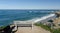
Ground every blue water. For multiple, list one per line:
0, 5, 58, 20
0, 10, 57, 26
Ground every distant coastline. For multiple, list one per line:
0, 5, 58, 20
0, 9, 59, 11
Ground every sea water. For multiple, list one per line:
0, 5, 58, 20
0, 10, 57, 26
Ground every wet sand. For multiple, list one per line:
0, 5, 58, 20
15, 25, 51, 33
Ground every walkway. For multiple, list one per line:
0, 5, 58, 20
15, 14, 55, 33
15, 25, 51, 33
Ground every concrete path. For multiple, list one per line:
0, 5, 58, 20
15, 25, 51, 33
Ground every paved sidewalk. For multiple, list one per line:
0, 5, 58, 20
15, 25, 51, 33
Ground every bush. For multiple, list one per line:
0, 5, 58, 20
51, 29, 60, 33
0, 26, 6, 29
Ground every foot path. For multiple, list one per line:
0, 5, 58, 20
15, 25, 51, 33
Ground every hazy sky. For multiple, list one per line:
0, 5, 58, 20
0, 0, 60, 9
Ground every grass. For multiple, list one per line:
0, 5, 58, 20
51, 29, 60, 33
34, 23, 51, 31
34, 23, 60, 33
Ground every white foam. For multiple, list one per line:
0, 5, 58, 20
22, 14, 55, 23
14, 14, 56, 24
33, 14, 55, 23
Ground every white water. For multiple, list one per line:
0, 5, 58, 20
26, 14, 56, 23
14, 14, 56, 24
33, 14, 55, 23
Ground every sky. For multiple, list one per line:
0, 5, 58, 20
0, 0, 60, 9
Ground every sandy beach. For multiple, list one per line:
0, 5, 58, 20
15, 25, 51, 33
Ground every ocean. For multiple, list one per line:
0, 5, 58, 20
0, 10, 58, 26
